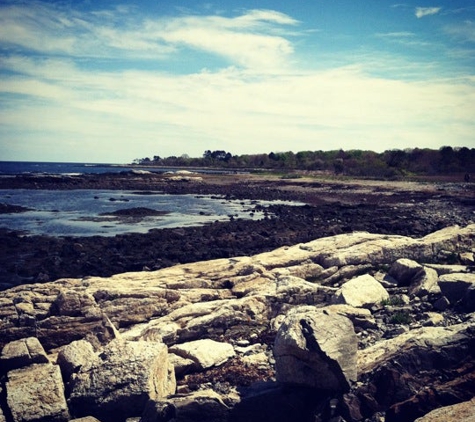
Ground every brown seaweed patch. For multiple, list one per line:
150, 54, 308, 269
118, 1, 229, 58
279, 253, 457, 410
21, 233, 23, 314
100, 207, 170, 217
0, 203, 33, 214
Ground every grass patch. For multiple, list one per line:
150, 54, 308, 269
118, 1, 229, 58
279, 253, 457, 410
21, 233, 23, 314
389, 311, 412, 325
381, 296, 405, 307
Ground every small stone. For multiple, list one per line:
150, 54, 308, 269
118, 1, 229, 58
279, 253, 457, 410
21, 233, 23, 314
459, 252, 474, 265
423, 312, 445, 327
169, 339, 235, 371
334, 274, 389, 308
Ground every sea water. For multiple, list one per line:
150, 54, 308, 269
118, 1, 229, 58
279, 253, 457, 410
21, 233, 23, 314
0, 189, 292, 237
0, 161, 234, 175
0, 161, 300, 236
0, 161, 135, 175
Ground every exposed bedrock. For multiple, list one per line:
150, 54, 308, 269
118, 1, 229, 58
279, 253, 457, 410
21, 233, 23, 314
0, 224, 474, 421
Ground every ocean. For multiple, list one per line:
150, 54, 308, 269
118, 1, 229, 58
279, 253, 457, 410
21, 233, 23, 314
0, 161, 143, 175
0, 161, 299, 237
0, 161, 237, 175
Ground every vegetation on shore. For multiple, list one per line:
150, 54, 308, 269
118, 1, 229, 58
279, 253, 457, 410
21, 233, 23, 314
133, 146, 475, 181
133, 146, 475, 179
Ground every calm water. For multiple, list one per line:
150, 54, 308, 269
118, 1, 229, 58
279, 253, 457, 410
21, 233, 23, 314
0, 161, 135, 175
0, 161, 238, 175
0, 162, 299, 236
0, 189, 287, 237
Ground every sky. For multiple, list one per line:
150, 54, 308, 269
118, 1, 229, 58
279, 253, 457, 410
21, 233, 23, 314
0, 0, 474, 163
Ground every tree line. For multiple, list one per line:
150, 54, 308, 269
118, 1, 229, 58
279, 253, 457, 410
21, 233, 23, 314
133, 146, 475, 179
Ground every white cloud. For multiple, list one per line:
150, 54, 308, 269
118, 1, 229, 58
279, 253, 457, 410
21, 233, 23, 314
0, 4, 77, 54
415, 7, 442, 18
1, 56, 474, 161
142, 11, 297, 70
376, 32, 415, 38
235, 9, 299, 26
375, 31, 433, 49
0, 3, 297, 70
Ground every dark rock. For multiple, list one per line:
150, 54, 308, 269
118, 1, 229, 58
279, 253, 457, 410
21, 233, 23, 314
433, 295, 450, 311
438, 273, 475, 305
140, 399, 176, 422
229, 384, 328, 422
0, 203, 33, 214
100, 207, 169, 217
460, 284, 475, 312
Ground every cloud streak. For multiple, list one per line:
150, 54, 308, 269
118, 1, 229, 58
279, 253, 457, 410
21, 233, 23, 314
444, 20, 475, 43
415, 7, 442, 18
147, 13, 296, 70
0, 3, 297, 70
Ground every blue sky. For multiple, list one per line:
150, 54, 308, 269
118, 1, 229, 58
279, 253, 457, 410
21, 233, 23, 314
0, 0, 474, 163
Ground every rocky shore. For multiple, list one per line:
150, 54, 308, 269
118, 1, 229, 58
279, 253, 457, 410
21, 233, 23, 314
0, 171, 474, 421
1, 171, 474, 289
0, 221, 475, 421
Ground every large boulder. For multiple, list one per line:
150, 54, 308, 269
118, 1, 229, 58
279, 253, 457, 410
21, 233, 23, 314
68, 339, 175, 422
273, 307, 357, 392
6, 363, 70, 422
334, 274, 389, 308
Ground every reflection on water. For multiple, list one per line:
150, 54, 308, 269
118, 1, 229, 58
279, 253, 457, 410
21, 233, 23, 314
0, 189, 298, 237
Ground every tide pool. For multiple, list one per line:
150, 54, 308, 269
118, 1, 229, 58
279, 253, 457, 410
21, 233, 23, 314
0, 189, 296, 237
